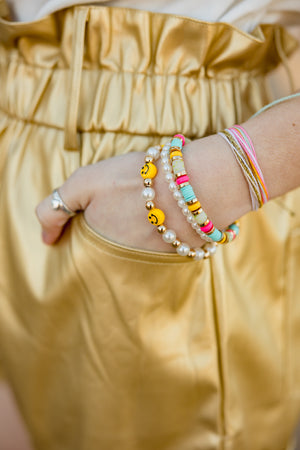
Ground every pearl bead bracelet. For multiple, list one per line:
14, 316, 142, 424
140, 145, 217, 260
165, 134, 240, 245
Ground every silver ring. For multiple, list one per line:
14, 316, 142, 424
51, 189, 76, 217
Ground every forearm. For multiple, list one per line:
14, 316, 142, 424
156, 96, 300, 247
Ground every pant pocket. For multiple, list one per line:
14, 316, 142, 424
68, 213, 225, 449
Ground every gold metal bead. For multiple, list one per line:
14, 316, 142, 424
193, 208, 203, 216
203, 250, 210, 259
188, 249, 196, 258
175, 171, 187, 179
172, 239, 181, 248
170, 156, 183, 161
203, 219, 210, 226
170, 146, 182, 152
192, 208, 201, 215
218, 233, 227, 244
144, 178, 152, 187
145, 201, 155, 210
207, 226, 215, 235
187, 198, 199, 205
145, 156, 153, 163
157, 225, 166, 234
178, 182, 189, 188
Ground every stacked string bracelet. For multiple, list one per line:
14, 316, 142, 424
140, 144, 217, 260
218, 125, 268, 210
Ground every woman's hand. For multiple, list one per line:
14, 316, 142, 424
35, 136, 252, 252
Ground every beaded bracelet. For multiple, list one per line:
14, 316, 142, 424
162, 134, 240, 245
160, 141, 213, 243
140, 145, 217, 260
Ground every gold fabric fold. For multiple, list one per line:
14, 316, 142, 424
0, 5, 299, 450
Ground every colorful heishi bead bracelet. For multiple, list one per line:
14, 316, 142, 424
140, 145, 217, 260
162, 134, 240, 245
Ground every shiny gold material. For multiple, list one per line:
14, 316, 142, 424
145, 201, 155, 210
145, 156, 153, 163
178, 181, 189, 188
207, 226, 216, 235
157, 224, 166, 234
175, 171, 187, 179
172, 239, 181, 248
144, 178, 152, 187
187, 198, 199, 205
0, 5, 300, 450
218, 233, 227, 244
188, 249, 196, 258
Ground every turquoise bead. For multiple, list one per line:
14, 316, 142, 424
229, 223, 240, 235
209, 229, 223, 242
180, 185, 195, 202
171, 137, 183, 149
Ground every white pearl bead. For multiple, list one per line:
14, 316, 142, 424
187, 214, 195, 224
165, 172, 174, 182
146, 146, 160, 161
194, 248, 205, 260
192, 222, 199, 230
142, 187, 155, 201
161, 150, 169, 159
176, 243, 190, 256
161, 157, 169, 165
162, 163, 172, 174
162, 143, 171, 150
173, 190, 182, 200
178, 199, 186, 208
182, 206, 190, 216
204, 243, 217, 255
162, 229, 176, 243
168, 181, 178, 192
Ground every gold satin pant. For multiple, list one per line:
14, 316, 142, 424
0, 5, 300, 450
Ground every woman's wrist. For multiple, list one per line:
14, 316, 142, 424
153, 134, 252, 250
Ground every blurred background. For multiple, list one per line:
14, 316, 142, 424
0, 380, 299, 450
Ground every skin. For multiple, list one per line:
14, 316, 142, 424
36, 96, 300, 250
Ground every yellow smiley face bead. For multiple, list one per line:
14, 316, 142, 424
148, 208, 165, 226
140, 162, 158, 179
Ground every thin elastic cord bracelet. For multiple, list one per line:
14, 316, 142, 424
219, 126, 268, 210
140, 145, 217, 260
218, 129, 262, 210
230, 125, 268, 203
251, 92, 300, 118
162, 135, 240, 245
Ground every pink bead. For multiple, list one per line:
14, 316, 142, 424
201, 221, 213, 233
174, 134, 185, 145
176, 175, 189, 185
